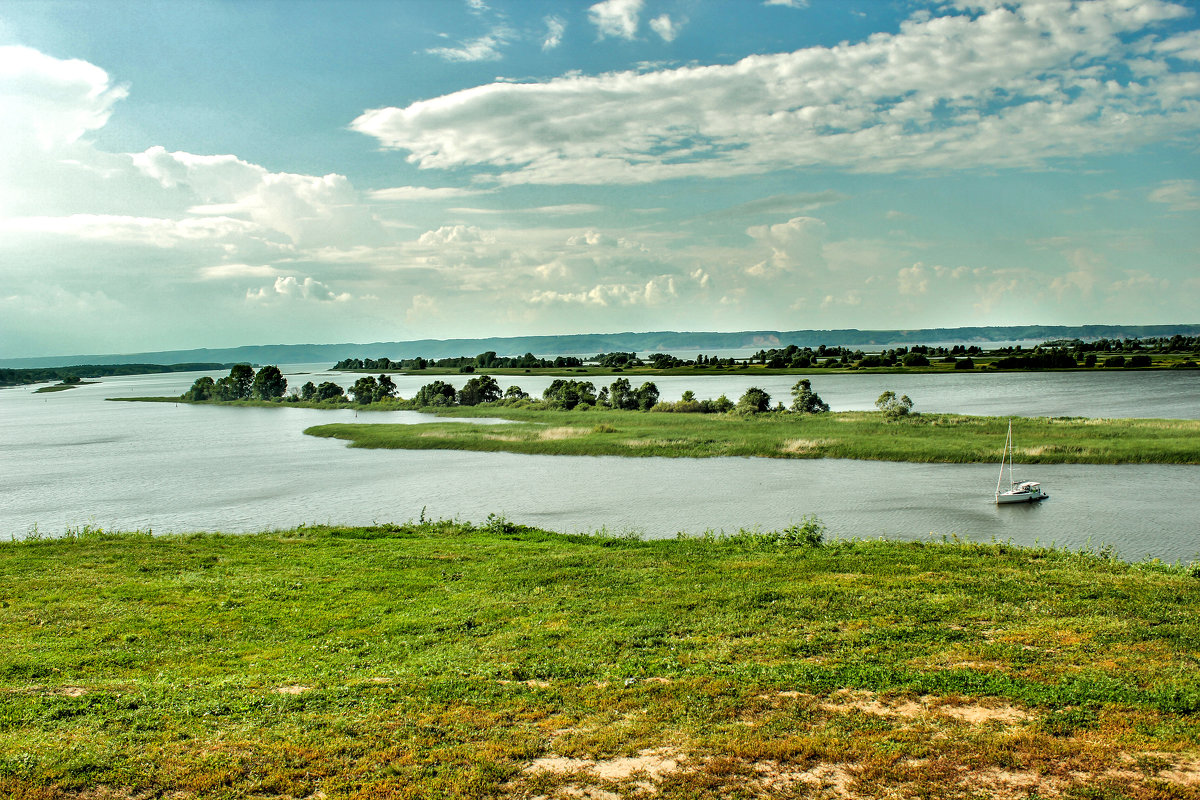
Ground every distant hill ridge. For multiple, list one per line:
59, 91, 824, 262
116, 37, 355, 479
3, 324, 1198, 369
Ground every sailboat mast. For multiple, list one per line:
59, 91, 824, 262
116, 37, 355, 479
996, 420, 1010, 498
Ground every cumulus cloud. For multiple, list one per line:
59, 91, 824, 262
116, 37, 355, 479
649, 14, 681, 43
1148, 179, 1200, 211
588, 0, 642, 40
897, 263, 929, 295
0, 45, 128, 153
417, 224, 495, 245
746, 216, 828, 277
543, 15, 566, 51
247, 275, 351, 303
353, 1, 1200, 185
426, 32, 509, 63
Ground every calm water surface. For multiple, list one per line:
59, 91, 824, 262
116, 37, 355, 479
2, 367, 1197, 562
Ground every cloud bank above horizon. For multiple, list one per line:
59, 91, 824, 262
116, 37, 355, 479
0, 0, 1197, 358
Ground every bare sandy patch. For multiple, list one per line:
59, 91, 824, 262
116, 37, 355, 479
58, 686, 90, 697
539, 427, 589, 441
274, 684, 312, 695
1139, 753, 1200, 785
821, 690, 1030, 725
961, 767, 1064, 797
525, 747, 682, 784
753, 761, 856, 796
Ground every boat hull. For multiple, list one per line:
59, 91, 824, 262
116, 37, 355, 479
996, 492, 1049, 504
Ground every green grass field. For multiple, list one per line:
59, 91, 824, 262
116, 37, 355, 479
2, 520, 1199, 798
305, 408, 1200, 465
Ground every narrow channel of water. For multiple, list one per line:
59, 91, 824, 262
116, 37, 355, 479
2, 368, 1197, 562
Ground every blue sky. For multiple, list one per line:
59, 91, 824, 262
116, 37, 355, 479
1, 0, 1198, 358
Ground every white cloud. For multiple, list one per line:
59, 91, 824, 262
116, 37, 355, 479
199, 263, 280, 280
1148, 179, 1200, 211
764, 0, 808, 7
426, 32, 508, 62
247, 275, 351, 303
353, 1, 1200, 185
588, 0, 642, 40
417, 224, 495, 245
649, 14, 681, 43
897, 263, 929, 295
746, 216, 827, 277
1, 213, 258, 246
543, 15, 566, 51
0, 45, 128, 153
368, 185, 488, 201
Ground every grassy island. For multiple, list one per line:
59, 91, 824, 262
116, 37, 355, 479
2, 521, 1198, 798
305, 408, 1200, 465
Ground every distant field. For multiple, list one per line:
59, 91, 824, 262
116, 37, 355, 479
305, 408, 1200, 465
2, 521, 1198, 798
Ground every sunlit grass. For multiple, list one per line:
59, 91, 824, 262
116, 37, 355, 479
305, 408, 1200, 464
2, 521, 1199, 798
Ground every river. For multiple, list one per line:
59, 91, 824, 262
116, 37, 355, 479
1, 366, 1197, 562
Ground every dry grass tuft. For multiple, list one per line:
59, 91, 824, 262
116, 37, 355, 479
539, 427, 589, 441
780, 438, 833, 454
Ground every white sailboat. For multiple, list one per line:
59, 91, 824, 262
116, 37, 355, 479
995, 420, 1048, 504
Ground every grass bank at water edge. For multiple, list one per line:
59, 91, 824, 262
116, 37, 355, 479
2, 519, 1200, 799
304, 408, 1200, 465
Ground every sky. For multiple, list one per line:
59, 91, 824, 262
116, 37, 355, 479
1, 0, 1198, 358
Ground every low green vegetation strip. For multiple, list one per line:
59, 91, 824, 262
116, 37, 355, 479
305, 408, 1200, 465
2, 521, 1199, 798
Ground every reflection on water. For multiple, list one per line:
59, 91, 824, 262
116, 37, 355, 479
1, 367, 1198, 563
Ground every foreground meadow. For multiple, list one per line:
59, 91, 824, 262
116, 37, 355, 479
305, 408, 1200, 465
2, 520, 1199, 799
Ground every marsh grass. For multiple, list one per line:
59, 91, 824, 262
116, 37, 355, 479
305, 408, 1200, 464
2, 521, 1199, 798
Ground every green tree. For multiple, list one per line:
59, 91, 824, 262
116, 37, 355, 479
182, 376, 215, 401
252, 365, 287, 400
790, 379, 829, 413
213, 376, 240, 401
374, 374, 397, 402
635, 381, 660, 411
543, 379, 596, 410
608, 378, 636, 410
414, 381, 457, 407
315, 381, 345, 402
300, 381, 317, 401
229, 364, 255, 400
736, 387, 772, 414
458, 375, 501, 406
875, 390, 913, 419
350, 376, 379, 404
504, 385, 529, 400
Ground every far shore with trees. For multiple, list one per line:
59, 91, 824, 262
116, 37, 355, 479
331, 335, 1200, 377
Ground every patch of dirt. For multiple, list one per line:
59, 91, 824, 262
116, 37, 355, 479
819, 690, 1030, 726
527, 748, 681, 781
959, 768, 1065, 798
1138, 753, 1200, 785
753, 761, 857, 796
58, 686, 90, 697
274, 684, 312, 695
